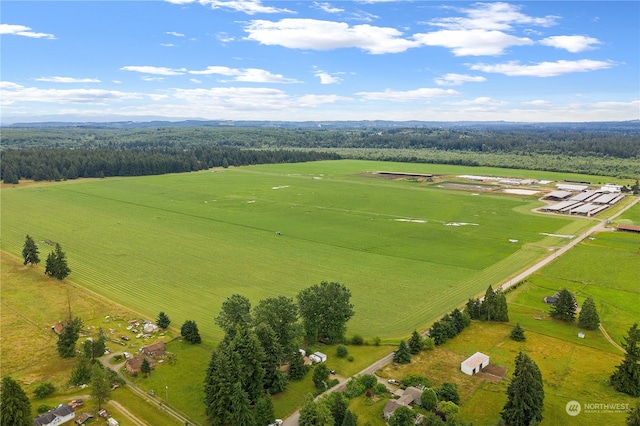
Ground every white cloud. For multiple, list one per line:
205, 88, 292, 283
161, 43, 176, 47
414, 29, 533, 56
314, 2, 343, 14
165, 0, 293, 15
539, 35, 601, 53
356, 87, 458, 101
216, 32, 235, 43
245, 19, 419, 54
0, 24, 55, 39
35, 77, 101, 83
523, 100, 552, 106
121, 66, 187, 76
435, 73, 486, 86
314, 70, 342, 84
470, 59, 615, 77
190, 78, 202, 84
429, 2, 558, 31
166, 31, 185, 37
0, 82, 142, 105
455, 97, 507, 106
189, 66, 299, 83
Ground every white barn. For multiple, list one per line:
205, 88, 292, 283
461, 352, 489, 376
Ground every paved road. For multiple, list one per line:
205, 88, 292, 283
101, 351, 200, 426
283, 196, 639, 425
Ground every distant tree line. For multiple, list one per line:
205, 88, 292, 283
2, 125, 638, 182
1, 146, 340, 183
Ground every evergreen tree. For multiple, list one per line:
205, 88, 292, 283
326, 391, 349, 426
140, 358, 151, 376
90, 364, 111, 411
312, 363, 330, 390
501, 352, 544, 426
204, 346, 254, 426
465, 298, 481, 320
393, 340, 411, 364
481, 285, 497, 321
180, 320, 202, 344
408, 330, 424, 354
299, 394, 333, 426
156, 311, 171, 330
22, 235, 40, 265
429, 321, 449, 346
69, 354, 92, 385
57, 316, 83, 358
510, 323, 526, 342
493, 290, 510, 322
420, 387, 438, 411
1, 376, 32, 426
44, 243, 71, 280
451, 308, 471, 332
341, 409, 358, 426
254, 393, 275, 426
255, 323, 287, 394
610, 323, 640, 397
229, 326, 266, 405
550, 289, 576, 322
288, 349, 308, 380
578, 297, 600, 330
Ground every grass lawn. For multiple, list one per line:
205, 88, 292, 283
1, 160, 591, 344
378, 321, 636, 426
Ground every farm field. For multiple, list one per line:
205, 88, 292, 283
1, 160, 604, 343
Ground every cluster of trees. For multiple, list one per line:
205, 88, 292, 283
549, 289, 601, 330
22, 235, 71, 280
429, 308, 472, 347
1, 146, 340, 183
393, 330, 435, 364
466, 285, 509, 323
204, 282, 354, 425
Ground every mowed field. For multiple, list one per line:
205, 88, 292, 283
1, 160, 600, 343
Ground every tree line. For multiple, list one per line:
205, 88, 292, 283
1, 146, 340, 183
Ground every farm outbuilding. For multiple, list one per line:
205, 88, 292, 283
461, 352, 490, 375
617, 224, 640, 234
309, 351, 327, 363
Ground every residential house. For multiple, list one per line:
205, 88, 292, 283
34, 405, 75, 426
125, 355, 156, 375
383, 386, 424, 419
141, 341, 165, 358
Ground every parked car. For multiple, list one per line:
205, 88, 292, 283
388, 379, 400, 385
121, 335, 130, 341
268, 420, 283, 426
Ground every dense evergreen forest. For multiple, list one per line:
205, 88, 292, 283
1, 123, 639, 183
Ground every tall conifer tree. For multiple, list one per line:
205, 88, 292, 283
502, 352, 544, 426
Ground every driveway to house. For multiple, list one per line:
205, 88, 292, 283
100, 352, 200, 426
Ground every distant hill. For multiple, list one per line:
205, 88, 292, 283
4, 119, 640, 132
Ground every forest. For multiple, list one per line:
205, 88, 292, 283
1, 123, 639, 183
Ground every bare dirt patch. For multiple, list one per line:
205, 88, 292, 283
476, 364, 508, 382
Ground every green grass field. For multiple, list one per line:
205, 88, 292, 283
1, 160, 602, 343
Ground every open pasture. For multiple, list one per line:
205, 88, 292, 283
1, 160, 594, 342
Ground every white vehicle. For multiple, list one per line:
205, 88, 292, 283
268, 420, 283, 426
123, 352, 131, 359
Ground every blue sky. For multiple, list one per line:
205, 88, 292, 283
1, 1, 638, 123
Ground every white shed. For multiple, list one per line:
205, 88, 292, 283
461, 352, 489, 375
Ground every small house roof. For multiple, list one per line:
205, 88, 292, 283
403, 387, 423, 404
34, 405, 75, 426
462, 352, 489, 370
141, 341, 165, 355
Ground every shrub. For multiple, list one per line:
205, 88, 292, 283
374, 383, 387, 395
336, 345, 348, 358
422, 337, 435, 350
344, 378, 366, 398
420, 387, 438, 411
33, 382, 56, 399
347, 354, 354, 362
37, 404, 51, 414
372, 336, 381, 346
350, 334, 364, 345
436, 382, 460, 405
402, 373, 430, 388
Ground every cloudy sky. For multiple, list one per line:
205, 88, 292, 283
1, 1, 638, 123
